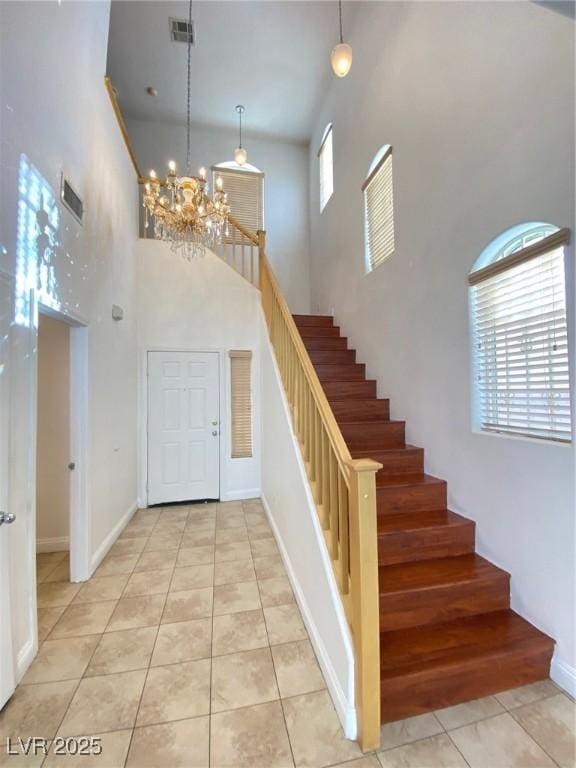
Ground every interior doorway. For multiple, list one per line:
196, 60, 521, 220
36, 308, 89, 594
36, 314, 70, 579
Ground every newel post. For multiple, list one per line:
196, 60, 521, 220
347, 457, 382, 752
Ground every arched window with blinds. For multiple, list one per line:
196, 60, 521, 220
212, 163, 264, 234
469, 223, 572, 442
363, 144, 395, 272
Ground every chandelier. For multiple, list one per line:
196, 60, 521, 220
142, 0, 229, 258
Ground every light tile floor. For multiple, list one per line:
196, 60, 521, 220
0, 499, 574, 768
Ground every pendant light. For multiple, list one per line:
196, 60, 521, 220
331, 0, 352, 78
234, 104, 247, 166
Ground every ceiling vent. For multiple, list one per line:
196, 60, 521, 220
60, 175, 83, 225
170, 17, 195, 44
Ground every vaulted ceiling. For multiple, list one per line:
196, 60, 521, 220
107, 1, 358, 143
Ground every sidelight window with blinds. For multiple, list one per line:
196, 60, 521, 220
363, 145, 395, 272
212, 165, 264, 234
469, 225, 572, 442
318, 124, 334, 212
229, 350, 253, 458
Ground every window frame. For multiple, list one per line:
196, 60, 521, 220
469, 226, 572, 444
318, 124, 334, 212
363, 144, 395, 273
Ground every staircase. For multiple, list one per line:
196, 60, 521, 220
294, 313, 555, 724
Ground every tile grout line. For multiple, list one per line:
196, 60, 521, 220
122, 504, 184, 768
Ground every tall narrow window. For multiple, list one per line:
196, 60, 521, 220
469, 224, 572, 442
363, 145, 395, 272
318, 124, 333, 212
212, 164, 264, 233
229, 350, 253, 458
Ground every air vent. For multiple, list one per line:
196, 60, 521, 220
60, 175, 83, 224
170, 17, 194, 44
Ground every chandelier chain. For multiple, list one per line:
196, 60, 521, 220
186, 0, 192, 174
338, 0, 343, 44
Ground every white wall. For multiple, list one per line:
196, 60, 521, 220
126, 117, 311, 314
260, 315, 356, 736
36, 314, 70, 551
137, 240, 262, 503
0, 0, 138, 676
308, 1, 576, 691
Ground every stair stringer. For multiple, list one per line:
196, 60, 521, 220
259, 308, 357, 739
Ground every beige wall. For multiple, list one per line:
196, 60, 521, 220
36, 314, 70, 550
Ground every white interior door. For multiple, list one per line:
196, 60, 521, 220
0, 272, 16, 709
148, 351, 220, 505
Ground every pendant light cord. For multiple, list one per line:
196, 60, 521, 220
338, 0, 343, 44
186, 0, 192, 174
239, 109, 243, 149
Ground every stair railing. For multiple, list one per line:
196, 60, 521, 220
214, 216, 260, 286
227, 213, 381, 751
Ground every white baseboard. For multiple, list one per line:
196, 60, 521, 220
90, 501, 138, 575
261, 493, 357, 739
220, 488, 261, 502
36, 536, 69, 553
551, 655, 576, 698
16, 638, 37, 679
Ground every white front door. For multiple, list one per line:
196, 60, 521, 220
0, 273, 16, 709
148, 351, 220, 505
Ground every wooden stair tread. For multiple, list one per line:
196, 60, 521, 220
380, 610, 554, 678
293, 314, 334, 326
378, 554, 508, 594
378, 509, 472, 533
376, 473, 444, 489
353, 445, 421, 460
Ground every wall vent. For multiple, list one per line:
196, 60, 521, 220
170, 17, 195, 44
60, 175, 83, 224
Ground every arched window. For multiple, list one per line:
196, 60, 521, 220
363, 145, 394, 272
469, 222, 571, 442
212, 162, 264, 233
318, 124, 333, 212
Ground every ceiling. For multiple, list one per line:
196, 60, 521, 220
107, 1, 356, 143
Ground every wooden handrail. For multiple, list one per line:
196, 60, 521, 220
228, 214, 259, 245
256, 227, 382, 751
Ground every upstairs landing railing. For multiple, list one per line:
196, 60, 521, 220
227, 214, 382, 751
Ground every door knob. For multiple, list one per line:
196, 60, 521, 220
212, 430, 218, 436
211, 421, 218, 426
68, 462, 76, 470
0, 512, 16, 526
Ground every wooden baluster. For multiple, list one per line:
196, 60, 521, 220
338, 471, 350, 595
308, 391, 315, 473
329, 452, 339, 558
347, 458, 382, 753
250, 242, 255, 285
315, 411, 323, 507
321, 431, 330, 532
242, 237, 246, 278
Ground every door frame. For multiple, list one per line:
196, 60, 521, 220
36, 303, 90, 583
0, 270, 16, 709
140, 347, 225, 507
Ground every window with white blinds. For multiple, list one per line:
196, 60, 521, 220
318, 124, 333, 212
363, 146, 395, 272
229, 350, 253, 458
469, 227, 572, 442
212, 166, 264, 233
